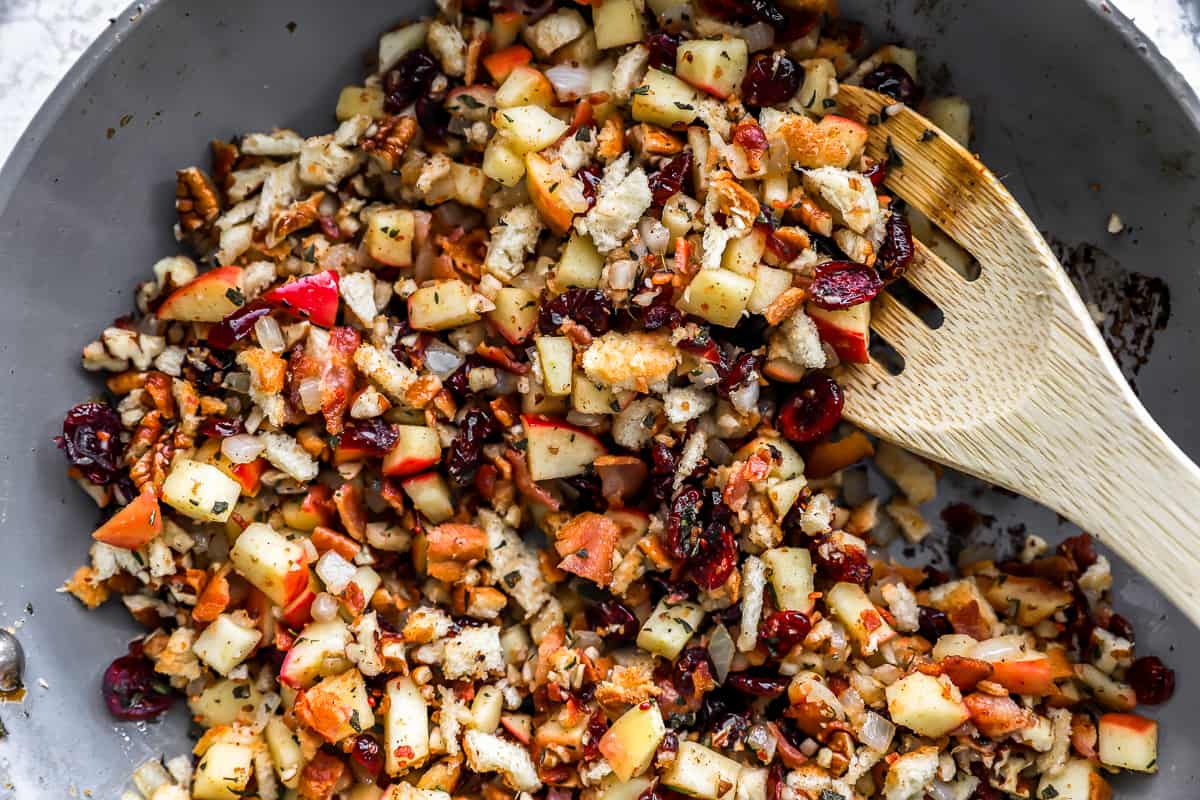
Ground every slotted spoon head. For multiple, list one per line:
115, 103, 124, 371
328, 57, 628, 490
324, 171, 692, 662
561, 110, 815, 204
831, 85, 1200, 622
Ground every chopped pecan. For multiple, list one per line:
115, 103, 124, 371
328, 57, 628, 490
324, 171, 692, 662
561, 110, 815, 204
210, 139, 239, 191
554, 512, 620, 586
333, 482, 368, 541
126, 410, 164, 464
477, 343, 530, 375
360, 115, 419, 173
709, 171, 760, 228
465, 31, 487, 86
130, 429, 175, 494
597, 116, 625, 163
506, 448, 560, 510
175, 167, 221, 234
143, 371, 177, 419
106, 370, 146, 396
763, 287, 808, 326
434, 228, 488, 281
64, 565, 109, 609
404, 374, 443, 410
269, 191, 325, 248
192, 565, 231, 624
632, 123, 684, 155
792, 194, 834, 237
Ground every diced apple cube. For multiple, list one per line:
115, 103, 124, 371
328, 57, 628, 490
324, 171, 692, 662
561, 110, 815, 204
535, 336, 574, 396
807, 302, 871, 364
599, 702, 666, 781
365, 208, 416, 267
402, 472, 455, 523
157, 265, 244, 323
382, 425, 442, 477
660, 741, 741, 800
734, 767, 766, 800
1098, 713, 1158, 773
489, 287, 539, 344
637, 597, 704, 659
494, 105, 569, 154
734, 435, 804, 479
483, 139, 527, 186
885, 672, 971, 738
336, 85, 386, 121
766, 476, 807, 517
677, 268, 755, 327
597, 776, 655, 800
162, 458, 242, 523
720, 226, 765, 276
593, 0, 645, 49
525, 151, 580, 235
408, 279, 481, 330
386, 676, 430, 776
1036, 758, 1113, 800
631, 69, 701, 129
193, 739, 256, 800
675, 38, 749, 99
827, 581, 896, 655
192, 613, 262, 676
230, 522, 308, 605
379, 22, 431, 72
556, 231, 605, 289
264, 717, 304, 789
926, 96, 972, 147
471, 685, 505, 733
761, 547, 815, 613
573, 375, 618, 414
748, 266, 794, 314
278, 619, 353, 689
496, 65, 555, 108
524, 414, 607, 481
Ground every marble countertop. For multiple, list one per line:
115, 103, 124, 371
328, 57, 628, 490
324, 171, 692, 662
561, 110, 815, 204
1, 0, 1199, 162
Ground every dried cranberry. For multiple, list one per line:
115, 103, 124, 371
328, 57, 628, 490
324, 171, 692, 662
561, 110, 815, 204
742, 53, 803, 108
814, 538, 872, 584
207, 298, 272, 350
756, 221, 798, 263
642, 291, 683, 331
745, 0, 786, 28
1058, 533, 1098, 571
198, 416, 245, 439
444, 354, 485, 400
577, 163, 603, 209
1127, 656, 1176, 705
589, 599, 640, 640
678, 331, 722, 366
863, 159, 888, 187
415, 95, 450, 139
877, 213, 914, 281
339, 419, 399, 456
1106, 613, 1136, 643
917, 606, 954, 641
102, 654, 175, 721
648, 150, 693, 206
861, 62, 922, 105
645, 32, 680, 71
383, 50, 441, 112
726, 670, 788, 697
539, 288, 614, 336
351, 734, 384, 777
649, 441, 678, 502
673, 647, 715, 697
809, 260, 883, 309
759, 610, 812, 658
664, 487, 705, 560
583, 710, 609, 760
767, 762, 785, 800
57, 401, 125, 485
690, 523, 737, 590
777, 373, 844, 444
968, 763, 1003, 800
446, 407, 501, 486
717, 351, 762, 398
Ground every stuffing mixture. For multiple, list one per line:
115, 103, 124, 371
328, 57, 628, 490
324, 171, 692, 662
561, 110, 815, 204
55, 3, 1174, 800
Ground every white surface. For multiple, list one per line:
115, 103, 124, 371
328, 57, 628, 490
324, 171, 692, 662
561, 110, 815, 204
0, 0, 1199, 162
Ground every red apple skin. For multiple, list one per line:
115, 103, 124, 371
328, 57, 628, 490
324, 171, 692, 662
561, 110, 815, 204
1101, 713, 1156, 735
808, 305, 871, 363
156, 265, 244, 321
301, 484, 336, 528
282, 564, 313, 606
382, 454, 441, 478
231, 457, 267, 496
281, 586, 317, 630
522, 413, 603, 440
989, 658, 1055, 696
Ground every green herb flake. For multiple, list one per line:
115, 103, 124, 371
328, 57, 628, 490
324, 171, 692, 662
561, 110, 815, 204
674, 102, 694, 110
504, 570, 521, 588
631, 85, 650, 96
885, 136, 905, 168
1041, 788, 1059, 799
224, 287, 246, 307
232, 684, 251, 699
822, 97, 837, 109
920, 128, 937, 142
459, 95, 484, 109
349, 709, 362, 732
575, 126, 592, 142
212, 501, 229, 515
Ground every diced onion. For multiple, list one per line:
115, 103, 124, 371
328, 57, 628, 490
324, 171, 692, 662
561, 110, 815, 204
254, 316, 285, 353
708, 623, 735, 683
639, 217, 671, 255
742, 22, 775, 53
221, 434, 265, 465
928, 782, 958, 800
857, 710, 896, 753
971, 635, 1042, 663
298, 377, 323, 414
424, 341, 466, 378
315, 550, 357, 594
729, 380, 760, 415
545, 64, 592, 102
656, 3, 690, 29
311, 592, 340, 622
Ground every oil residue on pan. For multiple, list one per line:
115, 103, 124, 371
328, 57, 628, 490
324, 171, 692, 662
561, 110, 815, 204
1052, 240, 1172, 390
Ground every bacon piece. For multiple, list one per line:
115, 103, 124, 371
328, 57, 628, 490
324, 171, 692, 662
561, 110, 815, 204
192, 565, 231, 624
333, 482, 367, 541
939, 655, 994, 692
555, 512, 620, 586
506, 448, 560, 510
321, 327, 361, 435
963, 692, 1035, 738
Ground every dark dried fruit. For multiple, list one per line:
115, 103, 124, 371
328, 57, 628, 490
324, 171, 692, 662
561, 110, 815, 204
583, 710, 609, 760
577, 163, 603, 210
777, 373, 844, 444
690, 523, 737, 590
1058, 533, 1098, 571
1106, 613, 1136, 643
444, 354, 485, 400
814, 537, 872, 585
539, 288, 614, 336
446, 407, 501, 486
742, 53, 803, 108
664, 487, 705, 560
809, 260, 883, 309
863, 159, 888, 187
759, 610, 812, 658
645, 31, 680, 71
351, 734, 384, 777
726, 670, 788, 697
649, 441, 678, 502
207, 298, 273, 350
383, 50, 441, 112
674, 647, 716, 697
642, 290, 683, 331
339, 419, 400, 457
717, 351, 763, 398
757, 221, 798, 263
678, 330, 721, 366
102, 654, 175, 721
648, 150, 693, 206
416, 95, 450, 139
877, 213, 914, 281
57, 401, 125, 485
767, 762, 785, 800
1127, 656, 1175, 705
917, 606, 954, 641
198, 416, 245, 439
861, 62, 922, 105
588, 600, 640, 640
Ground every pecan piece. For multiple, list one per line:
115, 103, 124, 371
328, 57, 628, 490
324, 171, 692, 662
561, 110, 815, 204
361, 115, 418, 173
175, 167, 221, 234
268, 191, 325, 248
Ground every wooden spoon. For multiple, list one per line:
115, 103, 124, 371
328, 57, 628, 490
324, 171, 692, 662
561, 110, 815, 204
833, 84, 1200, 624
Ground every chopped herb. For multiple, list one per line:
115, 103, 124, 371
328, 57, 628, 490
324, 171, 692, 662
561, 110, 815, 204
349, 709, 362, 732
885, 136, 904, 167
576, 548, 590, 559
504, 570, 521, 588
232, 684, 251, 699
804, 91, 818, 109
458, 95, 484, 109
867, 113, 881, 126
822, 97, 837, 108
819, 791, 846, 800
212, 501, 229, 515
575, 126, 592, 142
631, 85, 650, 96
920, 128, 937, 142
151, 680, 172, 696
302, 244, 316, 262
673, 617, 694, 633
513, 438, 528, 451
643, 413, 656, 428
674, 102, 694, 110
224, 287, 245, 306
548, 182, 560, 194
1041, 787, 1059, 799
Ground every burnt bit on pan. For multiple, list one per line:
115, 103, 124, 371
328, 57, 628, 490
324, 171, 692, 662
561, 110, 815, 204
1051, 240, 1170, 392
